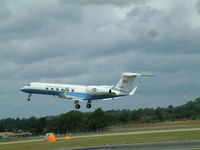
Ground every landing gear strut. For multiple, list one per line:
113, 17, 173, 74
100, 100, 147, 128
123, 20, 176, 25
86, 100, 92, 109
74, 100, 80, 109
27, 94, 32, 101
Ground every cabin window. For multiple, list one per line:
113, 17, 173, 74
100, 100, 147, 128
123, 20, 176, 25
51, 88, 54, 90
67, 89, 69, 92
28, 84, 30, 86
61, 89, 64, 91
46, 87, 49, 90
56, 88, 59, 91
71, 89, 74, 92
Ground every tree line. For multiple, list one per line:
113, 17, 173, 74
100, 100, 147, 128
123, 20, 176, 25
0, 97, 200, 134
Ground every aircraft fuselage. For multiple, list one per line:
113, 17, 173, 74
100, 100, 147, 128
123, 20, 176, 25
20, 82, 126, 100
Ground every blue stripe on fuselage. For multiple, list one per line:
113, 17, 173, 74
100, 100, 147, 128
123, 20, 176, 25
66, 92, 117, 100
21, 89, 60, 95
21, 89, 121, 100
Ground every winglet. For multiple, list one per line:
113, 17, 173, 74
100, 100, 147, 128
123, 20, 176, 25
129, 86, 138, 95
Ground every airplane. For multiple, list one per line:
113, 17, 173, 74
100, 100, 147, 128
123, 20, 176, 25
20, 72, 155, 109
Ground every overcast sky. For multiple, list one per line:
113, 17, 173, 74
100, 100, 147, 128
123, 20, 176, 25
0, 0, 200, 119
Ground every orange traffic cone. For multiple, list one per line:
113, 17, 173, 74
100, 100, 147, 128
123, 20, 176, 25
65, 136, 70, 140
48, 133, 56, 142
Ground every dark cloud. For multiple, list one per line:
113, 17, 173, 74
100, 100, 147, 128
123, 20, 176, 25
196, 0, 200, 13
0, 0, 200, 118
60, 0, 145, 6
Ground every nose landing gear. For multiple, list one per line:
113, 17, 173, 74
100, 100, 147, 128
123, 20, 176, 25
27, 94, 32, 101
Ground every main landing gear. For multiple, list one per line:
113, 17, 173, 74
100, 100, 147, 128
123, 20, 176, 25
74, 100, 80, 109
74, 100, 93, 109
27, 94, 32, 101
86, 100, 92, 109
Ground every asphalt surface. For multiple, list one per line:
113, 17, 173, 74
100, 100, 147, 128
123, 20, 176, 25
54, 140, 200, 150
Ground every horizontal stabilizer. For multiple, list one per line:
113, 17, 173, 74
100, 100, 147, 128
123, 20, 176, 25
139, 73, 156, 77
121, 72, 155, 77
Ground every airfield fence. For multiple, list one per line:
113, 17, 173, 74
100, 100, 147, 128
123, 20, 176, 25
0, 129, 110, 141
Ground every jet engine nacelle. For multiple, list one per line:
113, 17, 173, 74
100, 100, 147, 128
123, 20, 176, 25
86, 86, 114, 95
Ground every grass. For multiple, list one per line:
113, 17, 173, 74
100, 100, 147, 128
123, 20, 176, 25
109, 120, 200, 133
1, 120, 200, 142
0, 130, 200, 150
0, 136, 42, 143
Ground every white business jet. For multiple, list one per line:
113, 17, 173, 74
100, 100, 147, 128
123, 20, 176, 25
20, 72, 154, 109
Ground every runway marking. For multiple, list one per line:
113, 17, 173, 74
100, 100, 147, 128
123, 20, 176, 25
0, 139, 43, 145
0, 128, 200, 145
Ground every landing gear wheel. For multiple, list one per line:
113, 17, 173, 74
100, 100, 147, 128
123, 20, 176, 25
75, 104, 80, 109
26, 94, 32, 101
86, 103, 91, 108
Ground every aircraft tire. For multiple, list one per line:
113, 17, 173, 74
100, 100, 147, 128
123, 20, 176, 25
86, 103, 91, 108
75, 104, 80, 109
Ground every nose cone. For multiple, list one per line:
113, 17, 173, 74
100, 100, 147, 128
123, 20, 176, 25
20, 87, 26, 92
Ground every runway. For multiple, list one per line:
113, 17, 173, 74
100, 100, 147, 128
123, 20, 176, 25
55, 140, 200, 150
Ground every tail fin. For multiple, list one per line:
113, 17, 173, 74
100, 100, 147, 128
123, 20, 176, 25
113, 72, 155, 94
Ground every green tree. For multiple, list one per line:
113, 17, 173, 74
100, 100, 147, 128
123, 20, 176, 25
118, 109, 131, 123
155, 107, 165, 121
131, 110, 140, 121
87, 108, 108, 131
26, 117, 38, 133
64, 111, 85, 132
0, 124, 4, 132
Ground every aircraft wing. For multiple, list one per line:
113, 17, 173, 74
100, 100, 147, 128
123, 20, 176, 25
68, 96, 85, 102
59, 89, 85, 102
96, 97, 122, 101
60, 95, 85, 102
